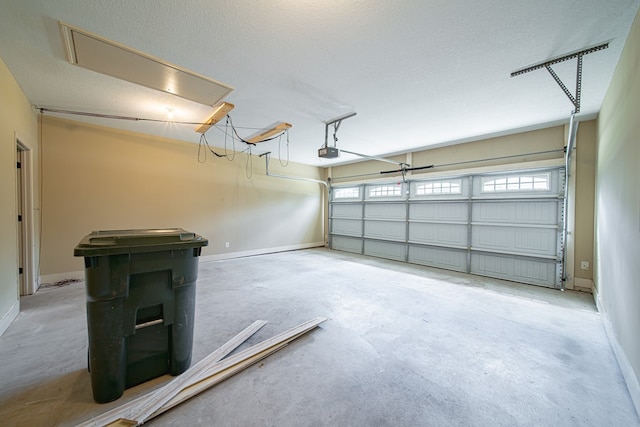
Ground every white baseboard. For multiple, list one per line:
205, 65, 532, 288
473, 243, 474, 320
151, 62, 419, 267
39, 270, 84, 286
37, 243, 325, 285
596, 288, 640, 418
0, 300, 20, 337
199, 242, 325, 263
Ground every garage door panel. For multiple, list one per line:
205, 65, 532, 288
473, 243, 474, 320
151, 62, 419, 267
330, 167, 564, 289
408, 245, 467, 272
332, 219, 362, 237
471, 253, 558, 287
331, 236, 362, 254
473, 201, 558, 225
364, 240, 406, 261
472, 225, 558, 257
365, 203, 405, 220
364, 220, 406, 241
409, 202, 468, 222
409, 223, 468, 247
332, 203, 362, 219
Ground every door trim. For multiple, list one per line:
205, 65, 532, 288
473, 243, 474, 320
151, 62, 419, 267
16, 134, 37, 295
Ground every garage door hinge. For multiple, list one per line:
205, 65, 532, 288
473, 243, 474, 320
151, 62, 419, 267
17, 161, 21, 168
19, 267, 23, 275
18, 215, 22, 222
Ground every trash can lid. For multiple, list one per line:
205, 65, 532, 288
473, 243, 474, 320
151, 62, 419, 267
74, 228, 208, 256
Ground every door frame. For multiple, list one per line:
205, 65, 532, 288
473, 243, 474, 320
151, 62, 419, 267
16, 134, 37, 295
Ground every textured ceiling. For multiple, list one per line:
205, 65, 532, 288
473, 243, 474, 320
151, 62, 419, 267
1, 1, 639, 166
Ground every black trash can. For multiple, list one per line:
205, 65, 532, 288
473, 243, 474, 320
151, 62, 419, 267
74, 228, 208, 403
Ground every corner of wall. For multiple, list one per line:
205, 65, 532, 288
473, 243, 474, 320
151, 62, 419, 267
0, 299, 19, 337
595, 290, 640, 418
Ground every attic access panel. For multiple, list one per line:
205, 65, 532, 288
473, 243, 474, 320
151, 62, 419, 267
60, 22, 233, 107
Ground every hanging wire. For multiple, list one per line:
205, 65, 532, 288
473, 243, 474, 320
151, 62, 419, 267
245, 146, 253, 179
37, 106, 294, 169
198, 133, 229, 163
223, 116, 236, 161
226, 114, 290, 146
278, 130, 290, 167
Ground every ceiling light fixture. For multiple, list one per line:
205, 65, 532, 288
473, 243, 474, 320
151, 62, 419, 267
245, 122, 292, 144
195, 102, 235, 133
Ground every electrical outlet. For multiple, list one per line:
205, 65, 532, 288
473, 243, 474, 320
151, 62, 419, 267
580, 261, 589, 270
225, 242, 230, 248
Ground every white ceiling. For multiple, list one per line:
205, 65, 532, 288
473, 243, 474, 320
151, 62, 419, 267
1, 1, 639, 167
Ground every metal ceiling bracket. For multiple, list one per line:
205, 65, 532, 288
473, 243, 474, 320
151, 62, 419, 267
323, 112, 357, 148
320, 112, 411, 167
511, 42, 608, 113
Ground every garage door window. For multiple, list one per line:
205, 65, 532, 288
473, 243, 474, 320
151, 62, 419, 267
481, 173, 550, 193
415, 179, 462, 195
334, 187, 360, 199
369, 185, 402, 198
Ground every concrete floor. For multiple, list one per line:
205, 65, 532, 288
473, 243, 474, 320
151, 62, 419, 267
0, 248, 638, 426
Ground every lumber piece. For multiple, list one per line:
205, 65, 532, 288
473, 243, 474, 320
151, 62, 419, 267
78, 320, 268, 427
153, 341, 288, 416
145, 316, 327, 422
128, 320, 269, 422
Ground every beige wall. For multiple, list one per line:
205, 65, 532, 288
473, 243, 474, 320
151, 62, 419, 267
0, 58, 39, 335
411, 126, 565, 172
573, 120, 597, 282
331, 125, 565, 181
596, 7, 640, 412
40, 116, 324, 277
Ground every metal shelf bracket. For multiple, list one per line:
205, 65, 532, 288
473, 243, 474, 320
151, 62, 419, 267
511, 42, 609, 113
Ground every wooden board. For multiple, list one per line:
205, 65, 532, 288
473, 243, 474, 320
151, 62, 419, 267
78, 320, 267, 427
145, 317, 327, 423
88, 317, 326, 426
148, 317, 327, 421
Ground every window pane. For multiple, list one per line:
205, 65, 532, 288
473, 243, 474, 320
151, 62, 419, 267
481, 173, 550, 193
334, 187, 359, 199
369, 185, 401, 197
415, 179, 462, 196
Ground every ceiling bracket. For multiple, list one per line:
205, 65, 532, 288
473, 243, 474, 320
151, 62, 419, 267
511, 42, 608, 113
319, 112, 409, 166
323, 112, 357, 148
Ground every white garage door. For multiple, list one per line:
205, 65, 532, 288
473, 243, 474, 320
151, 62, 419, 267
329, 167, 565, 288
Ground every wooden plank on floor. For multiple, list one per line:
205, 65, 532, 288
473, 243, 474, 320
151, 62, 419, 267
128, 320, 269, 422
146, 317, 327, 422
77, 320, 268, 427
142, 316, 327, 423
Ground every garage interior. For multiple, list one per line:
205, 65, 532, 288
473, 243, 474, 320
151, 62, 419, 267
1, 249, 638, 426
1, 1, 640, 426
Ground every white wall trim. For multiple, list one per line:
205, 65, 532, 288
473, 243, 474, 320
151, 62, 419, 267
16, 134, 38, 295
0, 300, 20, 337
39, 270, 84, 285
200, 242, 325, 263
38, 243, 325, 284
595, 288, 640, 418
